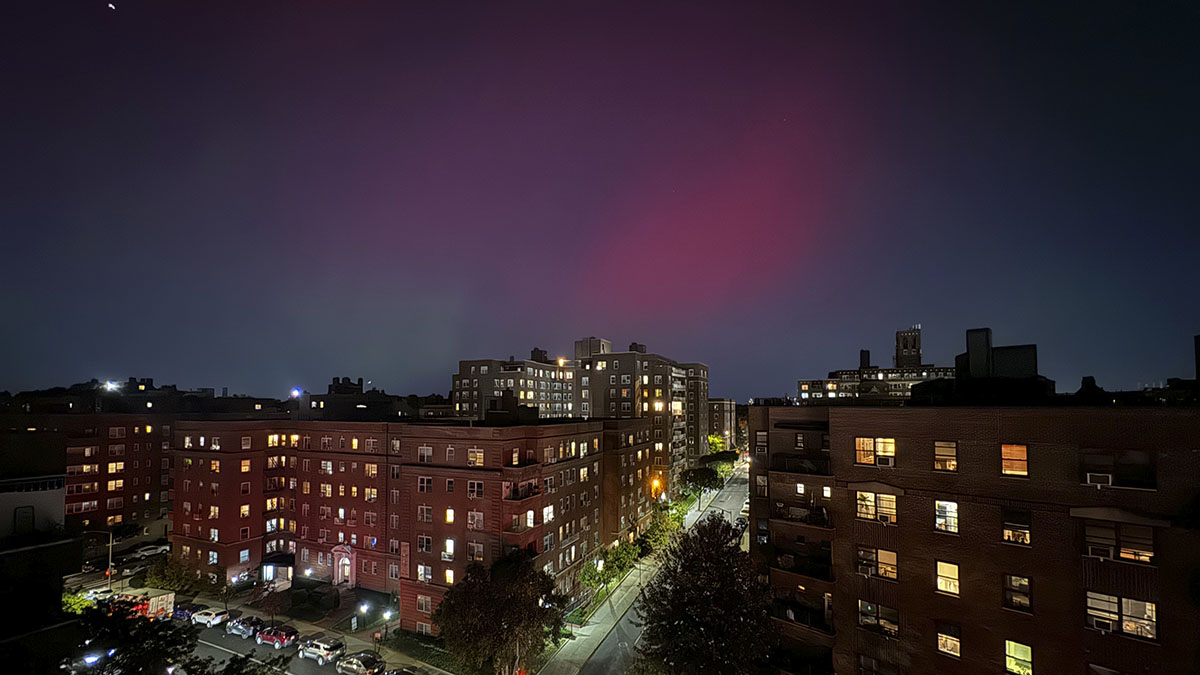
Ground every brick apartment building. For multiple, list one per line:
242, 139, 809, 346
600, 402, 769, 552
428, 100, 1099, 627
1, 379, 286, 564
451, 349, 577, 420
752, 334, 1200, 674
168, 413, 654, 634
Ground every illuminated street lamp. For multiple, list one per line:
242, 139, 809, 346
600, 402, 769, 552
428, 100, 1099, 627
360, 602, 370, 614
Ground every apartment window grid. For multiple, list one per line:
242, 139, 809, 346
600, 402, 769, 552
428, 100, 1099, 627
1004, 574, 1031, 612
934, 500, 958, 533
1001, 444, 1029, 476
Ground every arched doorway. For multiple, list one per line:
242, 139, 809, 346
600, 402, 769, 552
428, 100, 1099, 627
332, 544, 355, 586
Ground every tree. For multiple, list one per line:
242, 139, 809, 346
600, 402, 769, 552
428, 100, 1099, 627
636, 504, 682, 557
578, 558, 606, 592
679, 467, 722, 496
606, 540, 639, 578
144, 554, 200, 592
699, 450, 738, 480
433, 550, 566, 675
250, 581, 290, 624
62, 591, 94, 614
706, 434, 727, 454
636, 514, 771, 674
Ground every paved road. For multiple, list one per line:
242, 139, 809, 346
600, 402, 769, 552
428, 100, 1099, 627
578, 467, 749, 675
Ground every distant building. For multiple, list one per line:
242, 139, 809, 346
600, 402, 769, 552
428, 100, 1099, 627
450, 349, 577, 420
452, 338, 709, 496
797, 326, 955, 403
708, 397, 737, 449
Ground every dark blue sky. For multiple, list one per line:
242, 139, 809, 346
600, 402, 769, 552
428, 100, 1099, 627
2, 1, 1198, 400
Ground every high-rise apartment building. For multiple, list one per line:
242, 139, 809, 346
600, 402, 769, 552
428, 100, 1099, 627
797, 326, 954, 403
452, 338, 709, 496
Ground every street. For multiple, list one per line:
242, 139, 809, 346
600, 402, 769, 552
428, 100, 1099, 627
578, 465, 749, 675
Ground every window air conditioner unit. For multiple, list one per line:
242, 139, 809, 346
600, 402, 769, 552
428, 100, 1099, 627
1086, 472, 1113, 487
878, 513, 893, 525
1087, 616, 1114, 632
1086, 545, 1114, 560
876, 456, 895, 468
857, 565, 874, 577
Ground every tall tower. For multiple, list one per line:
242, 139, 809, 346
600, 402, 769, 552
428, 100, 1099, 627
895, 325, 923, 369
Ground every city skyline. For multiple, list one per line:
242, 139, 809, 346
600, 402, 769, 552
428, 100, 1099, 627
4, 1, 1199, 400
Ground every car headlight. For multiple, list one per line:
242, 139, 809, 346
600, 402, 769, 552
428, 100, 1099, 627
83, 655, 100, 665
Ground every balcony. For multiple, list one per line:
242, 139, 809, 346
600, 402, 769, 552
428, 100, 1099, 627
772, 549, 834, 582
770, 599, 834, 637
770, 455, 831, 476
772, 504, 833, 529
505, 486, 542, 502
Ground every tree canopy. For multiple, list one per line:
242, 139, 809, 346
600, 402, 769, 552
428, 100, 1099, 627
679, 467, 722, 496
707, 434, 727, 454
635, 513, 771, 674
432, 549, 565, 675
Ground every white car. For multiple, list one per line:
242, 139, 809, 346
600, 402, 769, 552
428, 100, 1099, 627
86, 588, 117, 602
130, 543, 170, 559
191, 609, 230, 627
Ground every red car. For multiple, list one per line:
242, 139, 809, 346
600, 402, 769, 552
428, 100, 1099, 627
256, 625, 299, 649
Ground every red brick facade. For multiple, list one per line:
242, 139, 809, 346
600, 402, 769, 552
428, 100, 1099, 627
750, 405, 1200, 674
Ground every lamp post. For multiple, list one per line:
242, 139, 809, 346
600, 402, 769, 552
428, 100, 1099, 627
83, 529, 116, 591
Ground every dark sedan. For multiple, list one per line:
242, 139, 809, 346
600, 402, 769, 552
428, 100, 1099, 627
225, 616, 266, 639
171, 603, 206, 621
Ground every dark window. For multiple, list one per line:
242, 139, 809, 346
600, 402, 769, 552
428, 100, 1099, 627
1002, 508, 1032, 546
1080, 449, 1156, 489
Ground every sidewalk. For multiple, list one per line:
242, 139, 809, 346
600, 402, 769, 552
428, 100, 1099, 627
537, 476, 732, 675
189, 590, 454, 675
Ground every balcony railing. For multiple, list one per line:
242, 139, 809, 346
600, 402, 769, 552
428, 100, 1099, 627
770, 599, 834, 635
771, 456, 832, 476
773, 549, 834, 582
773, 504, 833, 529
505, 486, 542, 502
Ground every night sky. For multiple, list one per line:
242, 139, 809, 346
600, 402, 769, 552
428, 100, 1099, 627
3, 1, 1198, 400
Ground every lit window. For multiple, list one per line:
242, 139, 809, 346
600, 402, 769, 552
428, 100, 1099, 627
934, 441, 958, 471
855, 437, 875, 464
934, 500, 959, 533
239, 504, 250, 518
1004, 574, 1031, 612
857, 599, 899, 636
857, 546, 897, 580
936, 622, 961, 657
822, 486, 831, 499
1004, 640, 1032, 675
795, 483, 805, 495
936, 561, 960, 596
1001, 444, 1028, 476
240, 459, 250, 473
445, 569, 454, 584
445, 508, 454, 524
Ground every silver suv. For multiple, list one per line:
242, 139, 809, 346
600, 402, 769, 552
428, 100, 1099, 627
296, 637, 346, 666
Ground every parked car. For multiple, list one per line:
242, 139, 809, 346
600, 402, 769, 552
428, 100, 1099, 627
734, 516, 748, 532
60, 644, 117, 673
85, 588, 117, 603
335, 651, 386, 675
225, 616, 265, 639
256, 625, 299, 649
120, 562, 148, 577
129, 543, 171, 559
171, 603, 206, 621
296, 637, 346, 666
191, 608, 230, 627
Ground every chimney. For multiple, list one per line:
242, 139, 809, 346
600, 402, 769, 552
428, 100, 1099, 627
859, 350, 871, 369
629, 342, 647, 354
